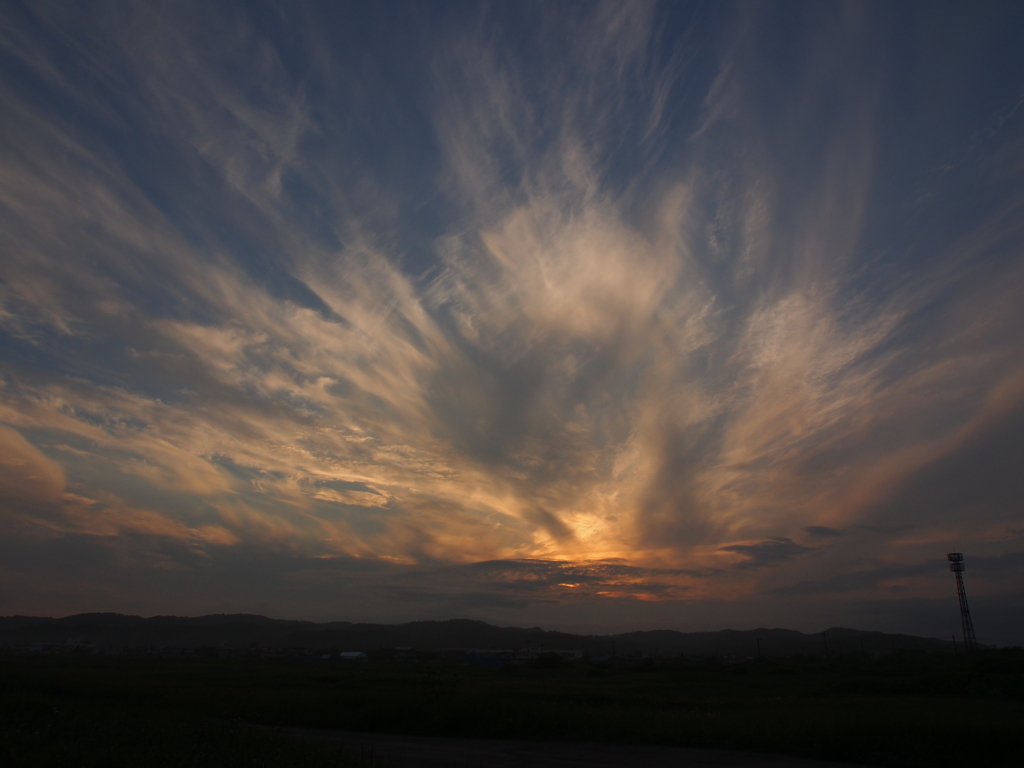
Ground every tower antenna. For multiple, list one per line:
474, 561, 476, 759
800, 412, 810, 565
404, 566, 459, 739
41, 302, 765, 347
947, 552, 977, 652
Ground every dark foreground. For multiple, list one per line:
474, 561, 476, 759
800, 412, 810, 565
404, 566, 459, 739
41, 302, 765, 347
1, 649, 1022, 767
271, 727, 870, 767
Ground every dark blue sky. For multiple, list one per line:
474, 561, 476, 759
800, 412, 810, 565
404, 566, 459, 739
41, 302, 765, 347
1, 1, 1023, 642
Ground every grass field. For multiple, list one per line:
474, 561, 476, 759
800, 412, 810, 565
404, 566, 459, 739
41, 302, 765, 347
2, 649, 1022, 767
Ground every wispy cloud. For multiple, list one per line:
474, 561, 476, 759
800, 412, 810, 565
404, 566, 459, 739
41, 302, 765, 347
1, 1, 1023, 631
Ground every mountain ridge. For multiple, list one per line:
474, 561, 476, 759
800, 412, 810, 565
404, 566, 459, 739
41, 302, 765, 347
0, 613, 954, 657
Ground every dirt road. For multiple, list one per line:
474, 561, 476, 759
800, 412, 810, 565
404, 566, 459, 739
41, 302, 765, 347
271, 727, 871, 768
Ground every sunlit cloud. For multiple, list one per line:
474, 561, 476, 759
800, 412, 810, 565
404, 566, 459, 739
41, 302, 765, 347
1, 1, 1023, 635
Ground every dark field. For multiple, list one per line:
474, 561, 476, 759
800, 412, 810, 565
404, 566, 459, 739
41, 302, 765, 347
2, 650, 1022, 767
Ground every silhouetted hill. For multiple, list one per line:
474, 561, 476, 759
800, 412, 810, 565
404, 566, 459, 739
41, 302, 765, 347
0, 613, 953, 657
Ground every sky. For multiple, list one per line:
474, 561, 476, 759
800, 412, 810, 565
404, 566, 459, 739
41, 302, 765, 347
2, 1, 1023, 643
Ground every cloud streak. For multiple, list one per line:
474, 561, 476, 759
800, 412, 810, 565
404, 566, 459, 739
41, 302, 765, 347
1, 1, 1023, 634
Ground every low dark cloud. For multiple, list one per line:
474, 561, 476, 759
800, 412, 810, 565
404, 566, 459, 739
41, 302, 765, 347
719, 538, 811, 569
406, 559, 703, 603
772, 561, 938, 597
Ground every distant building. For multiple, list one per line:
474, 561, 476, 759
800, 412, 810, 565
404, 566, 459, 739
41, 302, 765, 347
338, 651, 368, 662
549, 649, 583, 660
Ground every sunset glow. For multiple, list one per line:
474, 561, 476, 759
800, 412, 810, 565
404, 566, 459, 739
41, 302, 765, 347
1, 1, 1023, 639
